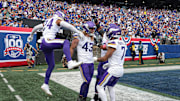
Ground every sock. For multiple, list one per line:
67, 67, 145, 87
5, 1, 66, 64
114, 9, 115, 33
107, 86, 115, 101
97, 85, 107, 101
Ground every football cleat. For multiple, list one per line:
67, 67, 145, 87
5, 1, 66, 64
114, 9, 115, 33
67, 60, 83, 70
77, 96, 86, 101
41, 83, 52, 96
92, 94, 101, 101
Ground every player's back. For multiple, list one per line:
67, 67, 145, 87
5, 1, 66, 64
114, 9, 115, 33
42, 17, 62, 39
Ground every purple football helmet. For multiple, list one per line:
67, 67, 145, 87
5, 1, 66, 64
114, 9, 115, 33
83, 21, 96, 36
54, 11, 65, 20
106, 24, 121, 39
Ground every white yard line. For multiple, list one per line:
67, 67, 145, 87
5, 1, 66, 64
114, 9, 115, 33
39, 65, 180, 101
3, 78, 8, 83
7, 85, 15, 92
0, 71, 4, 77
124, 65, 180, 73
0, 71, 23, 101
15, 95, 23, 101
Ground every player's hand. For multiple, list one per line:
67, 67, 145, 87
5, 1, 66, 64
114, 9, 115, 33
97, 43, 102, 48
102, 63, 109, 69
93, 57, 98, 62
27, 35, 33, 42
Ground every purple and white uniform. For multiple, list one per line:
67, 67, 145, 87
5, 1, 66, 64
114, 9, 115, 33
40, 13, 72, 85
73, 32, 95, 97
98, 39, 127, 87
74, 21, 96, 98
98, 24, 127, 87
97, 32, 108, 80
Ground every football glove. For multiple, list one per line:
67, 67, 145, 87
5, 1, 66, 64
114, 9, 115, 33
27, 35, 33, 42
102, 63, 109, 70
93, 57, 98, 62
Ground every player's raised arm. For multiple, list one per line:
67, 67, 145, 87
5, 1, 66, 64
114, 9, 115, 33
27, 23, 43, 42
54, 11, 84, 38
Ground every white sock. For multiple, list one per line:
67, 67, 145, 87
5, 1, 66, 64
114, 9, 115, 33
107, 86, 115, 101
97, 85, 107, 101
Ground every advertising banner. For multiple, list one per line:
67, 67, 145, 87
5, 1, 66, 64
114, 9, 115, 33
120, 37, 160, 61
0, 26, 36, 67
0, 26, 160, 67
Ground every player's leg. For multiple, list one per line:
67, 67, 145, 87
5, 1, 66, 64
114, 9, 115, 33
106, 77, 119, 101
42, 38, 82, 69
96, 72, 111, 101
41, 49, 54, 96
107, 86, 115, 101
97, 71, 120, 101
78, 63, 94, 100
93, 61, 108, 101
93, 62, 102, 101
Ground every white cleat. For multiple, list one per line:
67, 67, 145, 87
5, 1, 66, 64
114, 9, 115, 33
41, 83, 52, 96
67, 60, 83, 69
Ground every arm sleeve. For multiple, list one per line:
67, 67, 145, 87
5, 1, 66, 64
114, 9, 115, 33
30, 23, 43, 37
60, 21, 84, 37
107, 40, 117, 49
72, 33, 80, 40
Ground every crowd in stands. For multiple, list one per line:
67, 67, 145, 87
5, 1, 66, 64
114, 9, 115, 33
0, 0, 180, 44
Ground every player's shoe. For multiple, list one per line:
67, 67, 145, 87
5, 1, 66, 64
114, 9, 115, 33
77, 96, 86, 101
41, 83, 52, 96
68, 60, 83, 69
92, 94, 101, 101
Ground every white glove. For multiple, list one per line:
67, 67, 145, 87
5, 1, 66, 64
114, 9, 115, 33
93, 57, 98, 62
27, 35, 33, 42
102, 63, 109, 69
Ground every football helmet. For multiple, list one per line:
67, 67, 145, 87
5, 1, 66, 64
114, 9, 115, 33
54, 11, 65, 20
106, 24, 121, 40
82, 21, 96, 36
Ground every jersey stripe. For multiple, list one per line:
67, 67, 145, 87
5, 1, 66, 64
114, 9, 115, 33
99, 73, 110, 86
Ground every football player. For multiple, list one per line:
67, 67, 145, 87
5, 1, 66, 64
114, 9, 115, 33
92, 25, 108, 101
27, 11, 84, 96
70, 21, 96, 101
94, 24, 127, 101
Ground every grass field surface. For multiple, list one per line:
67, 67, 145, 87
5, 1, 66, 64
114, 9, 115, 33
0, 58, 180, 101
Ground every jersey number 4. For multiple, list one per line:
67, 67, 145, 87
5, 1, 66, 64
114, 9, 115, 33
44, 18, 54, 29
82, 42, 93, 52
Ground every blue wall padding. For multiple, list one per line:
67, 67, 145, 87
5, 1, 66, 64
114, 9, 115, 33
159, 45, 180, 58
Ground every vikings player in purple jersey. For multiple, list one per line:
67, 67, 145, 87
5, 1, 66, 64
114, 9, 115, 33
94, 24, 127, 101
70, 21, 96, 101
27, 11, 84, 96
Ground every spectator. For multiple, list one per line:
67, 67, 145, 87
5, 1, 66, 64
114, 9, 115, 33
157, 52, 165, 64
138, 41, 144, 64
154, 43, 159, 59
130, 42, 136, 61
12, 20, 18, 27
0, 0, 179, 45
24, 43, 38, 68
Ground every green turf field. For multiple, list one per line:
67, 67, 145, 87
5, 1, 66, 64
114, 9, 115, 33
0, 58, 180, 101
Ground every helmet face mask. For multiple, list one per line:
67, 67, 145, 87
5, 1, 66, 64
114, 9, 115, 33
83, 21, 96, 36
